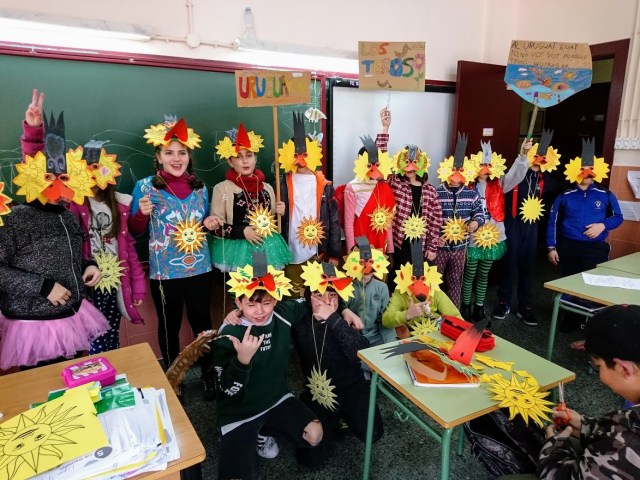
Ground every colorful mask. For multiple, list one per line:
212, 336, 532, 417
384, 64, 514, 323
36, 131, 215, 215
216, 123, 264, 160
0, 182, 11, 226
227, 251, 292, 301
78, 140, 121, 190
353, 135, 394, 181
394, 241, 442, 302
144, 115, 201, 149
564, 137, 609, 184
527, 129, 560, 172
344, 236, 390, 281
471, 141, 506, 180
394, 144, 430, 177
437, 132, 477, 185
301, 261, 354, 301
278, 112, 323, 173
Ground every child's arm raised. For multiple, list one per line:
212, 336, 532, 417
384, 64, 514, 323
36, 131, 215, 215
21, 89, 45, 161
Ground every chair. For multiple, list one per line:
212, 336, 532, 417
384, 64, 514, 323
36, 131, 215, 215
166, 329, 218, 397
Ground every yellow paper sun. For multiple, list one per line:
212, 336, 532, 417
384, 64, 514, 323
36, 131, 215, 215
278, 138, 323, 173
65, 155, 96, 205
527, 144, 561, 172
564, 157, 609, 184
0, 182, 11, 227
394, 262, 442, 296
300, 261, 354, 301
13, 152, 50, 204
487, 374, 554, 427
520, 195, 545, 224
95, 252, 125, 294
173, 217, 206, 254
353, 150, 395, 181
409, 318, 440, 336
473, 223, 501, 248
216, 132, 264, 160
344, 247, 389, 280
403, 214, 427, 241
470, 152, 507, 180
296, 217, 325, 248
369, 205, 394, 233
441, 216, 468, 244
227, 264, 292, 301
307, 365, 339, 411
144, 122, 201, 149
437, 157, 478, 185
247, 205, 277, 237
93, 151, 121, 190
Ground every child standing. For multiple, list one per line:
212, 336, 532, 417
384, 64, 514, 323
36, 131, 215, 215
129, 116, 215, 397
213, 253, 322, 479
0, 90, 108, 370
434, 133, 484, 309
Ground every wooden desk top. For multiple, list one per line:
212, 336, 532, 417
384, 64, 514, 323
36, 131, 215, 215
358, 334, 575, 429
544, 266, 640, 306
597, 252, 640, 275
0, 343, 205, 480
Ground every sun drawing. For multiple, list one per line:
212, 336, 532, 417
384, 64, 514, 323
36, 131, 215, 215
441, 216, 468, 244
0, 182, 11, 227
173, 217, 206, 254
409, 318, 440, 336
403, 214, 427, 241
247, 205, 277, 237
369, 205, 394, 233
473, 223, 501, 248
95, 252, 125, 293
296, 217, 325, 248
519, 195, 545, 223
307, 365, 339, 411
487, 374, 554, 427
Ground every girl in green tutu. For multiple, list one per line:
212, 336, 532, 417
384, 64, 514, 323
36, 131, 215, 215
209, 124, 291, 272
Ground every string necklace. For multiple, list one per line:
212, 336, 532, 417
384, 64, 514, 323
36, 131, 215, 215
307, 316, 339, 411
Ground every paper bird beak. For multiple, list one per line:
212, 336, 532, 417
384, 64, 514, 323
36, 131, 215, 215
478, 165, 492, 176
449, 170, 465, 184
294, 153, 307, 168
43, 179, 75, 203
409, 282, 430, 303
533, 154, 547, 165
579, 167, 595, 179
403, 162, 418, 173
368, 164, 383, 180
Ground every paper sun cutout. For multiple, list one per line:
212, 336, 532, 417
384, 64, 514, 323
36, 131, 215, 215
216, 128, 264, 160
307, 365, 339, 411
95, 251, 125, 293
173, 217, 206, 254
13, 152, 51, 204
519, 195, 545, 223
486, 374, 554, 427
436, 156, 478, 185
403, 214, 427, 241
527, 143, 561, 172
564, 156, 609, 184
473, 223, 501, 249
65, 155, 96, 205
247, 205, 277, 237
227, 264, 292, 301
409, 318, 440, 336
296, 216, 325, 248
144, 117, 201, 149
353, 149, 395, 181
278, 138, 323, 173
470, 152, 507, 180
300, 261, 354, 301
344, 246, 389, 281
441, 216, 468, 244
70, 146, 121, 190
369, 205, 394, 233
0, 182, 11, 226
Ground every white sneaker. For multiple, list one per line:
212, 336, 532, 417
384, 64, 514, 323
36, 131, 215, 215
256, 434, 279, 459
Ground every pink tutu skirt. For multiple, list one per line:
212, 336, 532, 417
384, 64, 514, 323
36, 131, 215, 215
0, 300, 110, 370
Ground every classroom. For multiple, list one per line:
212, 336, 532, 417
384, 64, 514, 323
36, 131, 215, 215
0, 1, 639, 479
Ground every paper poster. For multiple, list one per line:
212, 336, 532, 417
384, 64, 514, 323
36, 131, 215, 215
505, 40, 592, 108
358, 41, 426, 91
618, 200, 640, 221
235, 70, 311, 107
627, 170, 640, 199
0, 387, 108, 480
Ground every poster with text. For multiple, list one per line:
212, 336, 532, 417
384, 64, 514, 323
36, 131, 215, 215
236, 70, 311, 107
358, 41, 426, 91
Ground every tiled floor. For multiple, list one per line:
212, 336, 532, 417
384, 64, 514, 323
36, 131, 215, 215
181, 246, 621, 479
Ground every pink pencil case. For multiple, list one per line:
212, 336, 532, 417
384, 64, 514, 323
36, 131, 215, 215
61, 357, 116, 388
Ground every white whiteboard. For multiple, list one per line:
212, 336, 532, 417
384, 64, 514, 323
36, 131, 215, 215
330, 85, 455, 188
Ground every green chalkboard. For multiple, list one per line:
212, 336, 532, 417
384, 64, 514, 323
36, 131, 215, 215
0, 54, 322, 199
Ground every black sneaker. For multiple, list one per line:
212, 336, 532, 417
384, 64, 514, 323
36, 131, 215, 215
472, 304, 486, 323
202, 377, 215, 401
460, 304, 472, 321
492, 302, 510, 320
517, 306, 538, 327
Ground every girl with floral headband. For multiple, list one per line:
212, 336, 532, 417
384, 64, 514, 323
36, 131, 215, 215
0, 89, 108, 370
208, 123, 291, 272
19, 90, 146, 354
129, 115, 216, 399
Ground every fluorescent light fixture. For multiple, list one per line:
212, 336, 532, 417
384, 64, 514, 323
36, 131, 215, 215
0, 8, 152, 41
236, 36, 357, 60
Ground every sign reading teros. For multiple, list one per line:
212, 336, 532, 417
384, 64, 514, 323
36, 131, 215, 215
358, 41, 426, 92
235, 70, 311, 107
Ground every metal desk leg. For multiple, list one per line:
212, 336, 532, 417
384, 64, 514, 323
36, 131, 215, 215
440, 427, 453, 480
546, 293, 562, 361
456, 426, 465, 456
362, 371, 379, 480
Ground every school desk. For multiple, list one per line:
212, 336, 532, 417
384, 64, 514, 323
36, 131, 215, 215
357, 334, 574, 480
544, 266, 640, 361
597, 251, 640, 275
0, 343, 205, 480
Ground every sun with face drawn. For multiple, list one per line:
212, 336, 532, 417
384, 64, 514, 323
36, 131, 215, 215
441, 217, 468, 244
173, 218, 206, 254
0, 182, 11, 226
487, 374, 554, 427
296, 217, 325, 248
369, 206, 394, 233
95, 251, 125, 293
473, 223, 501, 248
403, 214, 427, 241
247, 205, 276, 237
307, 365, 339, 411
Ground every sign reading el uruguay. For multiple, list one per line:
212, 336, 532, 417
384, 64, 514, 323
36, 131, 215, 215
358, 41, 426, 92
235, 70, 311, 107
505, 40, 592, 108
